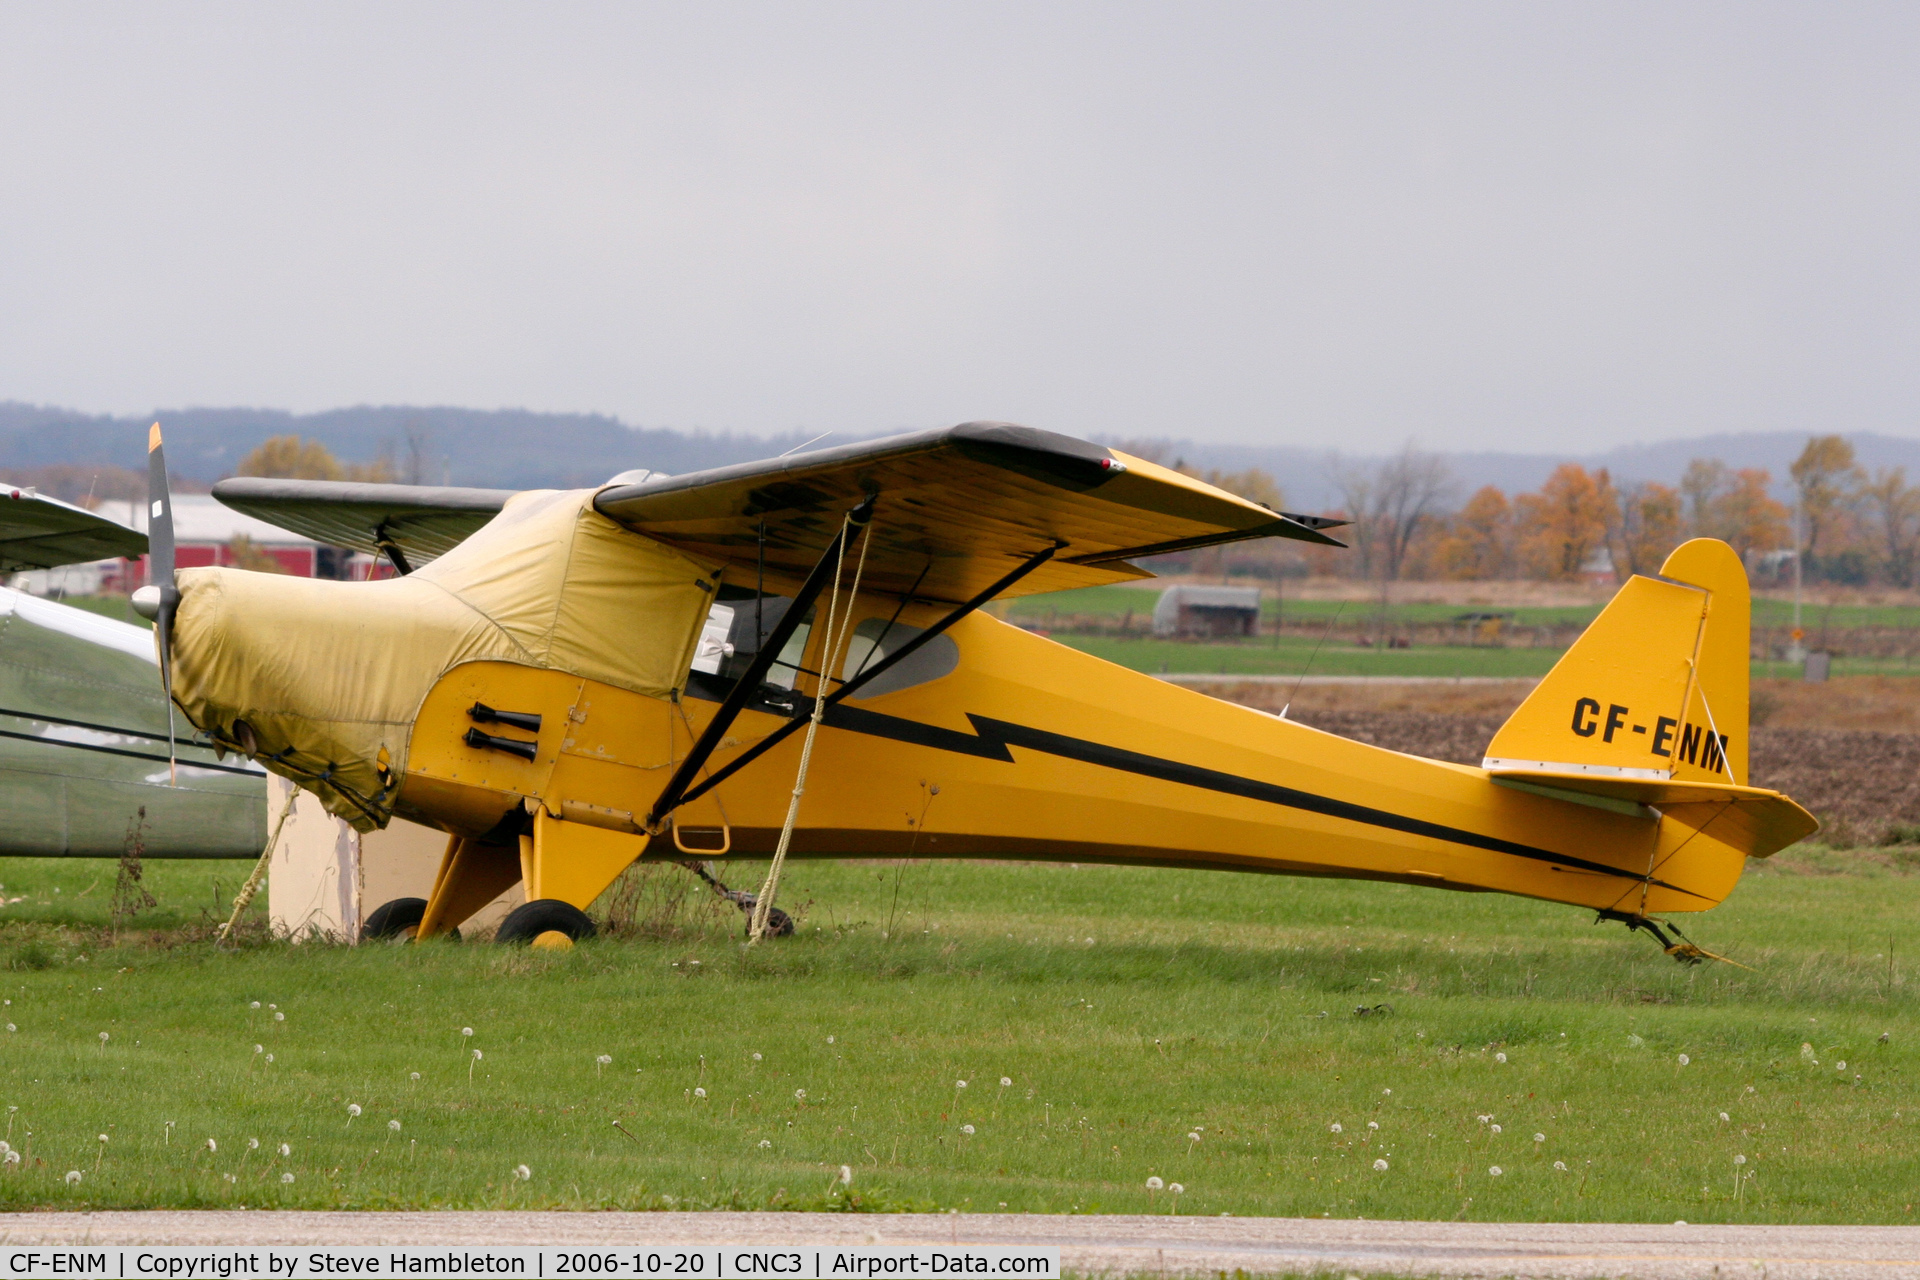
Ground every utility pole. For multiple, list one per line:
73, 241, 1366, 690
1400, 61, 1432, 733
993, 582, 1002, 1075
1788, 496, 1807, 664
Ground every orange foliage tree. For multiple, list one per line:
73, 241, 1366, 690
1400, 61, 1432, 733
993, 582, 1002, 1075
1516, 464, 1618, 580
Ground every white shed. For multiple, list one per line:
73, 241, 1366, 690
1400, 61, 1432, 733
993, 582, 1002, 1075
1152, 585, 1263, 638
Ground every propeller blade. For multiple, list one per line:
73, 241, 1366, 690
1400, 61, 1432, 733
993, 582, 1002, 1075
146, 422, 180, 786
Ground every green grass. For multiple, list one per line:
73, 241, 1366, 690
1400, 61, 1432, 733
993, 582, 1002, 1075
1054, 636, 1565, 678
0, 849, 1914, 1222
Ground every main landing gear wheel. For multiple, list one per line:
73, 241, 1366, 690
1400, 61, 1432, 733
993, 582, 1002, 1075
495, 899, 596, 949
363, 897, 424, 942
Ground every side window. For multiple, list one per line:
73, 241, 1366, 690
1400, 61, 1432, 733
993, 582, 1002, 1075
838, 618, 959, 698
691, 594, 813, 691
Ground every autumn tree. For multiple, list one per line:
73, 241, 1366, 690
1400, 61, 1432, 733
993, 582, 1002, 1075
1712, 468, 1791, 559
234, 435, 392, 483
1861, 467, 1920, 587
1615, 481, 1683, 576
1790, 434, 1864, 560
1679, 458, 1729, 537
1516, 464, 1617, 580
1441, 485, 1514, 579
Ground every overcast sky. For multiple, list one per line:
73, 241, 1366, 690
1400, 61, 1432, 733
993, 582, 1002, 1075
1, 3, 1915, 453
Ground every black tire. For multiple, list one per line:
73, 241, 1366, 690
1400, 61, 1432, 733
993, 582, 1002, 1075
739, 904, 795, 938
495, 898, 597, 946
360, 897, 459, 943
361, 897, 427, 942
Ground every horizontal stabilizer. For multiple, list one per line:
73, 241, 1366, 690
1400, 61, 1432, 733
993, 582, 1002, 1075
1488, 769, 1818, 859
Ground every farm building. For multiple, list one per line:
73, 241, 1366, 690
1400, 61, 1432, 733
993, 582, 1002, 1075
1153, 584, 1262, 638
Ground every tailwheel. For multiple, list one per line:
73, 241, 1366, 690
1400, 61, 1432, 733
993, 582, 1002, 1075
361, 897, 460, 943
495, 898, 596, 948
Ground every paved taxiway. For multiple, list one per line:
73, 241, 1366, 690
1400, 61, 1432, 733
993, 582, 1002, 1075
1, 1212, 1916, 1279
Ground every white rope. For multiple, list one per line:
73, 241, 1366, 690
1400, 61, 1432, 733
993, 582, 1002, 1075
218, 782, 300, 943
750, 514, 871, 943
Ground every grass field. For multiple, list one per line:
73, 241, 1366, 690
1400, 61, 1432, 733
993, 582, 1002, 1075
0, 847, 1913, 1222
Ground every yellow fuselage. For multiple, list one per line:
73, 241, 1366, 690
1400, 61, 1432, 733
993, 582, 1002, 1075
399, 601, 1732, 922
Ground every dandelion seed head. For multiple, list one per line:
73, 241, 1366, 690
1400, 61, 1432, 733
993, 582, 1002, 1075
596, 1055, 612, 1066
388, 1120, 401, 1132
253, 1045, 263, 1054
281, 1173, 294, 1184
1329, 1122, 1342, 1133
410, 1072, 420, 1081
248, 1139, 259, 1150
513, 1164, 531, 1181
279, 1144, 290, 1157
955, 1080, 967, 1089
1734, 1154, 1747, 1165
1169, 1182, 1184, 1194
1000, 1077, 1012, 1087
98, 1032, 108, 1043
347, 1104, 361, 1117
794, 1089, 806, 1100
1533, 1133, 1545, 1143
205, 1139, 216, 1152
1489, 1166, 1503, 1176
3, 1152, 18, 1165
472, 1049, 483, 1061
1494, 1052, 1506, 1063
839, 1165, 852, 1185
752, 1052, 763, 1061
462, 1027, 473, 1037
1145, 1176, 1164, 1190
826, 1036, 835, 1044
757, 1140, 771, 1149
264, 1054, 273, 1063
64, 1171, 80, 1185
1553, 1161, 1568, 1171
1367, 1122, 1379, 1131
1372, 1159, 1389, 1171
1719, 1112, 1730, 1122
1490, 1124, 1502, 1134
1678, 1054, 1691, 1066
961, 1124, 975, 1135
273, 1012, 284, 1022
249, 1002, 260, 1009
1837, 1061, 1848, 1071
694, 1088, 707, 1098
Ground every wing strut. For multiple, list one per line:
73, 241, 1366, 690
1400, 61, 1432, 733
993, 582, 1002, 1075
645, 495, 876, 832
670, 539, 1060, 814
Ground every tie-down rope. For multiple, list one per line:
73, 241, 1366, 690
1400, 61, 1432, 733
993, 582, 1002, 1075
748, 511, 872, 943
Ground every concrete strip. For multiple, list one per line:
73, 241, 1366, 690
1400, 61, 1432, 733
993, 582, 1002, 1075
1, 1212, 1916, 1279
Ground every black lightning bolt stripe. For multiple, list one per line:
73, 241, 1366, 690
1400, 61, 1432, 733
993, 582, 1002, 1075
730, 694, 1687, 893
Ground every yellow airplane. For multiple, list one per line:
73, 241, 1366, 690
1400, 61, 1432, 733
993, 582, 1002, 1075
132, 422, 1816, 955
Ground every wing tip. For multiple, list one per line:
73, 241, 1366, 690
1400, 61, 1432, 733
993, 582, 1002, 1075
148, 423, 163, 453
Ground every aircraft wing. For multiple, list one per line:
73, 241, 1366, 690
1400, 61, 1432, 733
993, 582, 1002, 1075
0, 485, 148, 572
210, 478, 519, 570
594, 421, 1345, 602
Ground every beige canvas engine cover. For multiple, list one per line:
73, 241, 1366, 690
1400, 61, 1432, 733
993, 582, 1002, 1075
170, 488, 720, 830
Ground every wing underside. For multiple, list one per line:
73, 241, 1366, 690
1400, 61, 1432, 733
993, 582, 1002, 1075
209, 478, 519, 569
0, 486, 148, 573
595, 421, 1344, 603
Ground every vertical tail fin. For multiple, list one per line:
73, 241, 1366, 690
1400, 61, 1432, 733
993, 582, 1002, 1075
1483, 538, 1749, 785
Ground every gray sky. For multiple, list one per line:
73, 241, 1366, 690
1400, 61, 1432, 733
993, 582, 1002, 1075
1, 2, 1916, 453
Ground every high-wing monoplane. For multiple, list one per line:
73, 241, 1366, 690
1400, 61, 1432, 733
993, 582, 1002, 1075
1, 482, 265, 858
139, 421, 1814, 952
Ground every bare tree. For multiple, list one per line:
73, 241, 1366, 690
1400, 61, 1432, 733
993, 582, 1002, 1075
1862, 466, 1920, 587
1330, 443, 1455, 642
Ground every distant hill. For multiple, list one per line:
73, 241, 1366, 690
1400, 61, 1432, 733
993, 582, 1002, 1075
1114, 431, 1920, 511
5, 401, 1918, 510
0, 402, 831, 489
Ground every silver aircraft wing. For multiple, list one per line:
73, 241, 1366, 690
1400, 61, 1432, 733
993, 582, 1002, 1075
0, 486, 148, 572
209, 478, 519, 572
